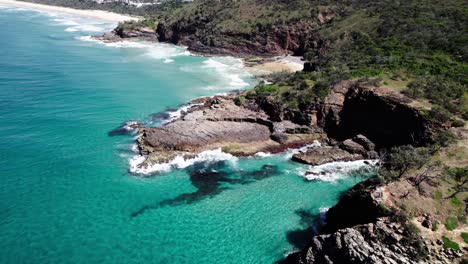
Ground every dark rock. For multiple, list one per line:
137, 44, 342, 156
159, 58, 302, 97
421, 217, 432, 229
292, 146, 362, 166
366, 150, 379, 159
322, 179, 388, 233
339, 139, 367, 155
353, 134, 376, 151
271, 133, 288, 144
322, 81, 436, 148
285, 218, 418, 264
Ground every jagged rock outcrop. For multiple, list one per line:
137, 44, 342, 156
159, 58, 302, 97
283, 178, 430, 264
292, 146, 362, 166
95, 26, 157, 42
284, 218, 423, 264
322, 179, 388, 233
291, 134, 378, 168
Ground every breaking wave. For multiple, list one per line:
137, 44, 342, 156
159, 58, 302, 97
129, 148, 238, 175
76, 37, 191, 61
297, 160, 379, 182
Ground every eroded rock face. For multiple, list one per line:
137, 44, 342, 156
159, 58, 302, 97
322, 81, 435, 148
156, 19, 319, 57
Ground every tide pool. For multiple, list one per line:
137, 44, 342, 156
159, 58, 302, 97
0, 5, 372, 264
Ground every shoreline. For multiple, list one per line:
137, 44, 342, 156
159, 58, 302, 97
244, 55, 305, 74
0, 0, 139, 22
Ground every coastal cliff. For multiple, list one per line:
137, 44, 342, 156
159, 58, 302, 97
96, 2, 336, 57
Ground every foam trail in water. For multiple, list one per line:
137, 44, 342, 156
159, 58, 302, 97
129, 148, 238, 175
297, 160, 378, 182
76, 37, 191, 61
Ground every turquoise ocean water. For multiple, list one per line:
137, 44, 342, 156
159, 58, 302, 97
0, 5, 373, 264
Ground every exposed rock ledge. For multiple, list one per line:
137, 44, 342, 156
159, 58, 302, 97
135, 95, 325, 170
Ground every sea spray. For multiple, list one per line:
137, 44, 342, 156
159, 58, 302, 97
129, 148, 239, 175
297, 159, 379, 182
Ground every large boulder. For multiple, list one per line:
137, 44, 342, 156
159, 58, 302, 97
292, 146, 362, 166
339, 139, 367, 155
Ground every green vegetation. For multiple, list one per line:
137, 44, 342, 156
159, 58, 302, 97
378, 145, 430, 181
461, 232, 468, 244
442, 236, 460, 251
445, 166, 468, 199
445, 216, 459, 231
434, 190, 443, 200
159, 0, 315, 34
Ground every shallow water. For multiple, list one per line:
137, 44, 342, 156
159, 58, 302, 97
0, 5, 373, 264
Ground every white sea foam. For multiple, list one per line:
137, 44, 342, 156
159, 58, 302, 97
298, 159, 378, 182
131, 144, 139, 153
52, 18, 79, 26
255, 152, 272, 158
201, 58, 250, 88
282, 140, 322, 159
129, 148, 238, 175
65, 24, 107, 32
76, 35, 95, 42
64, 27, 79, 32
76, 37, 191, 61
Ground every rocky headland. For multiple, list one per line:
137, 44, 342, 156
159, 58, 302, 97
95, 8, 336, 58
133, 79, 436, 177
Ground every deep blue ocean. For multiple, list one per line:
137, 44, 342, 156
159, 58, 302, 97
0, 5, 373, 263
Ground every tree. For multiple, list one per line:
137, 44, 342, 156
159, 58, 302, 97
408, 160, 446, 193
379, 146, 431, 181
431, 130, 457, 154
445, 166, 468, 199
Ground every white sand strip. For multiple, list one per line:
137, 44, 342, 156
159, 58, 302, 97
0, 0, 140, 22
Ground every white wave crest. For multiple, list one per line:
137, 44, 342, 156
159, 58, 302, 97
298, 159, 378, 182
129, 148, 238, 175
64, 27, 79, 32
76, 38, 190, 60
201, 58, 250, 88
254, 152, 272, 158
52, 18, 79, 26
65, 24, 106, 32
76, 35, 95, 42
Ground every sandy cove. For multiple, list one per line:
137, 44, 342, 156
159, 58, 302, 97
0, 0, 139, 22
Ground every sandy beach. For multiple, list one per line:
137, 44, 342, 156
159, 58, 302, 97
246, 55, 305, 74
0, 0, 139, 22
